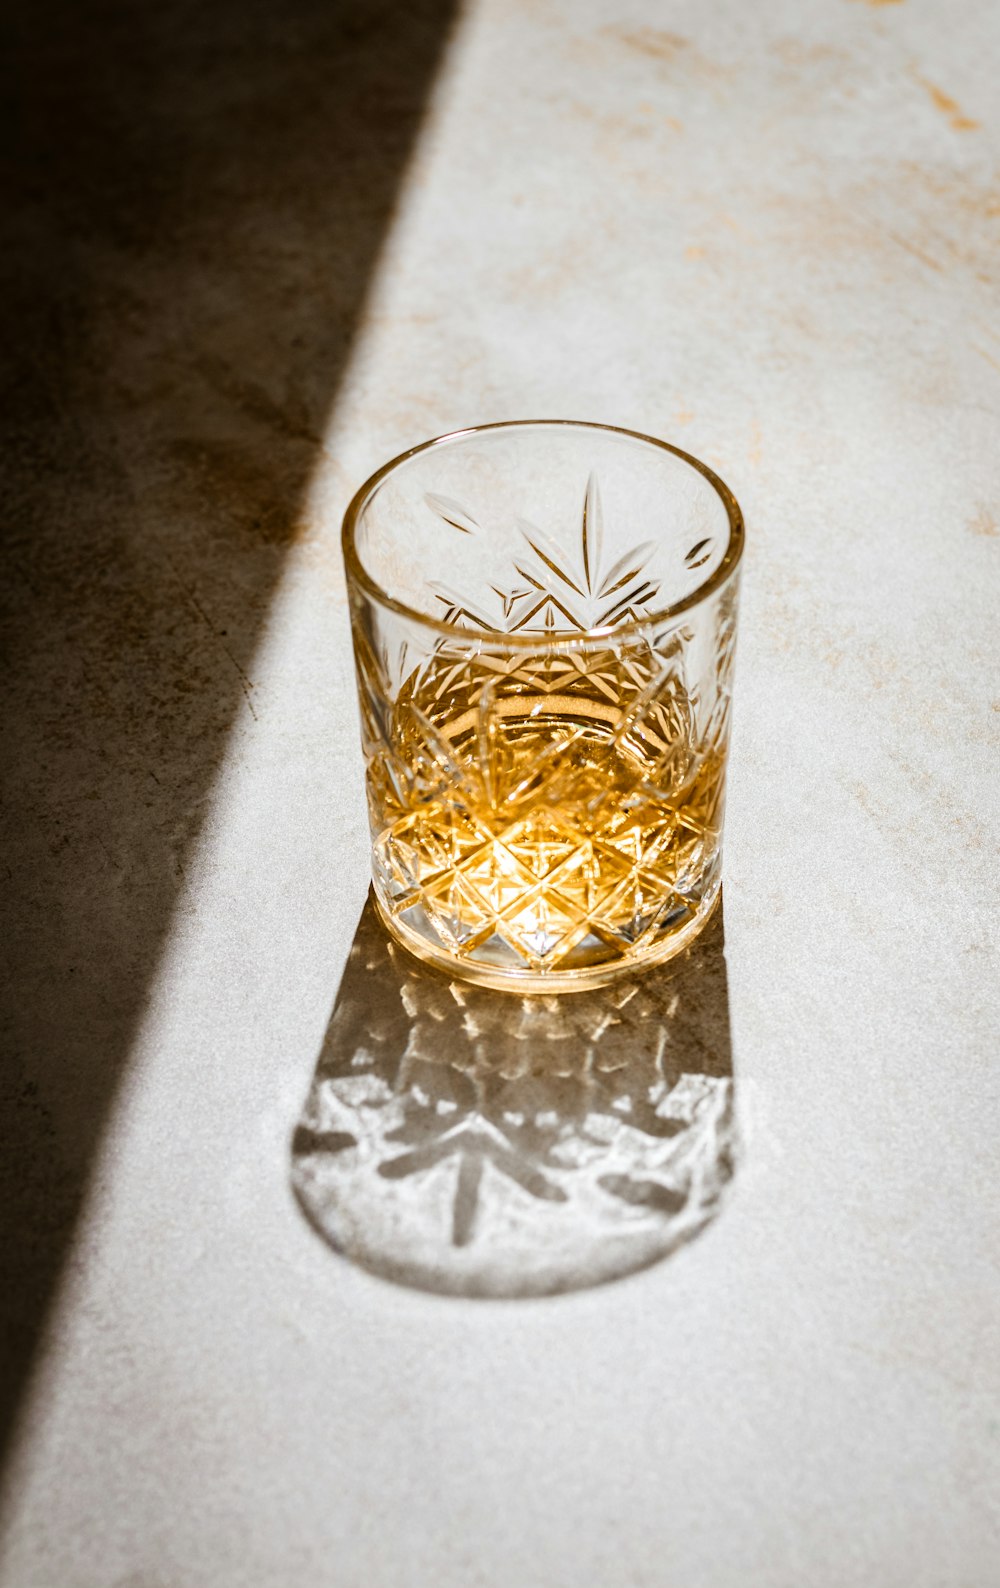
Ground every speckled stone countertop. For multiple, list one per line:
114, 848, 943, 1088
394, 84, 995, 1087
2, 0, 998, 1583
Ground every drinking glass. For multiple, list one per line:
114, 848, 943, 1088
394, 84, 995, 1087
342, 421, 743, 993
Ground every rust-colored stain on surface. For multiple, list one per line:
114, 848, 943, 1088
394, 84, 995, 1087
601, 25, 732, 85
917, 76, 980, 131
848, 0, 906, 8
610, 27, 689, 62
968, 505, 999, 538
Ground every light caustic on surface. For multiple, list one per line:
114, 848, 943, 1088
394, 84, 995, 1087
368, 639, 727, 987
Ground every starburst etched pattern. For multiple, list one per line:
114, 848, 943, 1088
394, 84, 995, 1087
358, 473, 736, 988
426, 471, 670, 635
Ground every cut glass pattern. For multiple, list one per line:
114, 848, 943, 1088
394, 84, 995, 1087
355, 471, 737, 987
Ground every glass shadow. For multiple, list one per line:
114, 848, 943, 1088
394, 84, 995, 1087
292, 895, 738, 1297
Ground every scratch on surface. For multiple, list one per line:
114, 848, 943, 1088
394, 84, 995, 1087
194, 353, 326, 450
885, 229, 944, 275
844, 1331, 986, 1399
915, 75, 980, 131
168, 562, 259, 721
96, 835, 121, 872
974, 345, 1000, 374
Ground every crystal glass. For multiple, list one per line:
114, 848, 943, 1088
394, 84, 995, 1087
342, 421, 743, 993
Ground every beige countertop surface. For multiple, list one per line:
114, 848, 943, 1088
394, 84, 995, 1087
2, 0, 998, 1583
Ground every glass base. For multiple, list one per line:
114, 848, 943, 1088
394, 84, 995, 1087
372, 880, 721, 995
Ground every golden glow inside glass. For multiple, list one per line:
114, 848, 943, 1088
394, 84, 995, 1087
342, 421, 744, 993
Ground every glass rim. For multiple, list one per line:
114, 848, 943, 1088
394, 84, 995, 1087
341, 419, 745, 650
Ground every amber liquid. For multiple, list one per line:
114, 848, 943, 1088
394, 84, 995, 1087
369, 646, 725, 987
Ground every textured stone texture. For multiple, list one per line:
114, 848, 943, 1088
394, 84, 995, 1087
1, 0, 998, 1584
